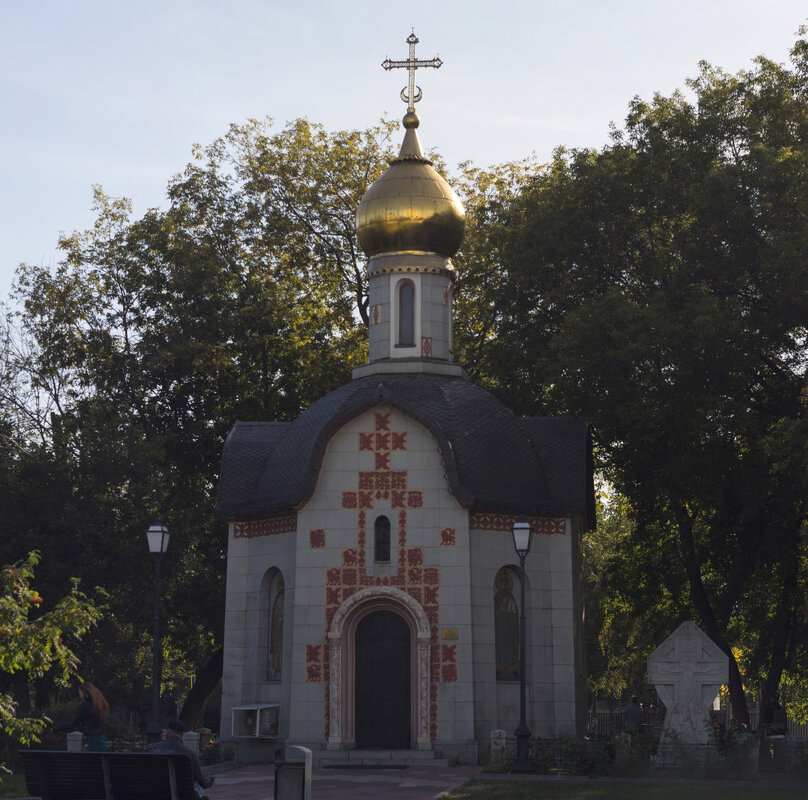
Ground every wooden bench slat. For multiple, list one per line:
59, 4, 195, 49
20, 750, 198, 800
167, 759, 179, 800
22, 752, 109, 800
101, 756, 113, 800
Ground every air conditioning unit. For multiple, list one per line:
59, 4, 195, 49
232, 704, 280, 738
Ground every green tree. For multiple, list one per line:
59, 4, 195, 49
583, 492, 690, 700
0, 552, 103, 769
486, 35, 808, 723
452, 157, 544, 397
3, 117, 399, 727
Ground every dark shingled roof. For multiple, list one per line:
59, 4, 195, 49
215, 373, 594, 527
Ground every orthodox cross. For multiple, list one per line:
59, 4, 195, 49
381, 31, 442, 112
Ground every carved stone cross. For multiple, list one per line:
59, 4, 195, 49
647, 621, 728, 745
382, 31, 442, 112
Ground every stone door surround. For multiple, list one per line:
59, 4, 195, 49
327, 586, 431, 750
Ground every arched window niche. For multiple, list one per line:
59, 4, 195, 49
494, 567, 520, 683
374, 515, 391, 562
260, 568, 285, 682
397, 280, 415, 347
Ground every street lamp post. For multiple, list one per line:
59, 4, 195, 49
146, 520, 170, 743
511, 516, 533, 773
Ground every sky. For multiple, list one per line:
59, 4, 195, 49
1, 0, 806, 301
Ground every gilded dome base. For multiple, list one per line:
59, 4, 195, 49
368, 251, 456, 279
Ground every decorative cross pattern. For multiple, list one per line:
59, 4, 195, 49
306, 411, 457, 742
342, 412, 421, 510
382, 31, 442, 112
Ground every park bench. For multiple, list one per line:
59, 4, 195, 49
19, 749, 199, 800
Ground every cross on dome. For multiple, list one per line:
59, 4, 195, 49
381, 31, 442, 112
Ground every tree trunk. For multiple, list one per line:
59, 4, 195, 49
178, 649, 223, 731
759, 534, 800, 710
676, 507, 751, 725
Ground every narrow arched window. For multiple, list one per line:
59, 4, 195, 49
494, 569, 520, 682
374, 515, 391, 562
267, 572, 284, 681
397, 280, 415, 347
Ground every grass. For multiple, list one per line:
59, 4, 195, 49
446, 779, 808, 800
0, 773, 28, 798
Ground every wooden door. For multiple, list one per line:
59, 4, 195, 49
354, 610, 411, 749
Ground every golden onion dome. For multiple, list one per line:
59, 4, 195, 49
356, 112, 465, 259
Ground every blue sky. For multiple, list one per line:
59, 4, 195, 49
1, 1, 806, 299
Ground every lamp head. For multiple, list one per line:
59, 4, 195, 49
146, 520, 170, 555
511, 517, 533, 559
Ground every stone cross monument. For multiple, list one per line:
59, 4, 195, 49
647, 621, 728, 744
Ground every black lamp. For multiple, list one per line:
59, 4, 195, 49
511, 516, 533, 772
146, 520, 169, 742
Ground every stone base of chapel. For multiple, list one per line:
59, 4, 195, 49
222, 736, 479, 766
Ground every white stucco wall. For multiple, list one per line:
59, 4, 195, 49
469, 518, 584, 745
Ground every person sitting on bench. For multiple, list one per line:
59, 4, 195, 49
146, 719, 214, 798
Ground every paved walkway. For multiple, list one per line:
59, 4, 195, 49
207, 764, 481, 800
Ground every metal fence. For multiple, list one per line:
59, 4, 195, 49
748, 713, 808, 740
588, 706, 808, 742
587, 710, 661, 739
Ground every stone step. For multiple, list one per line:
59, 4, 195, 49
313, 749, 449, 768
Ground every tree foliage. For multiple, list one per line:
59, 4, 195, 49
2, 117, 398, 725
451, 157, 543, 391
0, 552, 103, 765
583, 492, 689, 699
483, 35, 808, 721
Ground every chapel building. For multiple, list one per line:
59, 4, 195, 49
215, 84, 595, 765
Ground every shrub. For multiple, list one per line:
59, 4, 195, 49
200, 739, 223, 765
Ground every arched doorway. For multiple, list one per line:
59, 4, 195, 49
327, 586, 431, 752
355, 610, 411, 748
